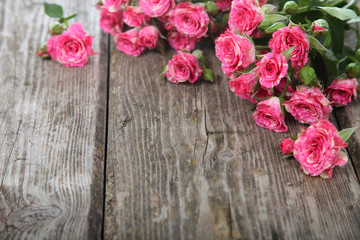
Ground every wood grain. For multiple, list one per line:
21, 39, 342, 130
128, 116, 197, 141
0, 0, 107, 239
106, 43, 360, 239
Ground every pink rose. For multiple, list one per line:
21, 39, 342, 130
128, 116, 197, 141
253, 97, 288, 132
123, 6, 149, 28
215, 29, 255, 77
255, 52, 288, 88
269, 26, 309, 73
228, 73, 257, 101
169, 3, 210, 39
280, 138, 295, 155
139, 25, 159, 49
99, 8, 123, 35
283, 85, 332, 124
47, 23, 95, 67
216, 0, 233, 11
167, 31, 197, 51
164, 52, 203, 84
324, 78, 358, 106
102, 0, 128, 12
139, 0, 175, 17
293, 120, 348, 178
251, 87, 273, 103
115, 28, 145, 57
274, 77, 295, 99
228, 0, 264, 36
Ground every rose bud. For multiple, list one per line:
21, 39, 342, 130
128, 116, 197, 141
311, 19, 329, 37
206, 1, 218, 15
280, 138, 295, 155
36, 44, 50, 59
283, 1, 298, 15
49, 22, 63, 35
345, 63, 360, 78
139, 25, 159, 49
356, 49, 360, 61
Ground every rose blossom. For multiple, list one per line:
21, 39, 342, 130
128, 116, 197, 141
215, 29, 255, 77
164, 52, 203, 84
251, 87, 273, 103
216, 0, 233, 12
324, 78, 358, 106
102, 0, 128, 12
229, 73, 258, 101
269, 26, 309, 73
253, 97, 288, 132
99, 8, 123, 35
293, 120, 348, 178
47, 23, 95, 67
274, 77, 295, 99
280, 138, 295, 155
139, 25, 159, 49
167, 31, 197, 51
228, 0, 264, 36
255, 52, 288, 88
139, 0, 175, 17
123, 6, 149, 28
115, 28, 145, 57
169, 3, 210, 39
283, 85, 332, 124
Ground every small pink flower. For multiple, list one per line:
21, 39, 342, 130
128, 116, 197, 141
253, 97, 288, 132
251, 87, 273, 103
216, 0, 233, 11
47, 23, 95, 67
280, 138, 295, 155
139, 25, 159, 49
102, 0, 128, 12
283, 85, 332, 124
167, 31, 198, 51
255, 52, 288, 88
114, 28, 145, 57
269, 26, 309, 74
139, 0, 175, 17
228, 73, 258, 101
293, 120, 348, 178
123, 6, 149, 28
164, 52, 203, 84
228, 0, 264, 36
324, 78, 358, 106
99, 8, 123, 35
215, 29, 255, 77
169, 3, 210, 39
274, 77, 295, 99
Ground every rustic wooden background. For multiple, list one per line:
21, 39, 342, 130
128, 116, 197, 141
0, 0, 359, 239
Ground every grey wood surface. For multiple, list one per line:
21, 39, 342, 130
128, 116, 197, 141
105, 45, 360, 239
0, 0, 360, 239
0, 0, 107, 239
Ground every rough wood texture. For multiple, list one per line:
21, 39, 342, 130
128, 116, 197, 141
106, 44, 360, 239
0, 0, 107, 239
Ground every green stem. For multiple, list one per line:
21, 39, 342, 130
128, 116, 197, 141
280, 78, 290, 98
255, 45, 270, 50
64, 20, 69, 29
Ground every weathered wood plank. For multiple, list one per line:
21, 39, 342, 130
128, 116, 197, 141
106, 42, 360, 239
0, 0, 107, 239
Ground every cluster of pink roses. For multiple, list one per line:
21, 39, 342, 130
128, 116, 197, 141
215, 1, 358, 134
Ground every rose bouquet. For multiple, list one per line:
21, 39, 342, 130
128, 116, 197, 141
37, 0, 360, 178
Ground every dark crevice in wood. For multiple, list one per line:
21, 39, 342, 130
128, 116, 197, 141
332, 111, 360, 183
101, 34, 111, 240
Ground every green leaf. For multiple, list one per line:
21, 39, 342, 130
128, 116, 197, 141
161, 65, 167, 76
191, 50, 203, 60
309, 36, 328, 53
203, 68, 214, 83
328, 15, 344, 57
299, 0, 311, 7
265, 22, 286, 34
299, 66, 316, 86
339, 127, 358, 142
261, 4, 277, 14
258, 14, 289, 30
44, 2, 64, 18
348, 16, 360, 24
283, 45, 296, 61
318, 7, 357, 21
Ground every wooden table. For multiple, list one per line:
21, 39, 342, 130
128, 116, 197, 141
0, 0, 359, 239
